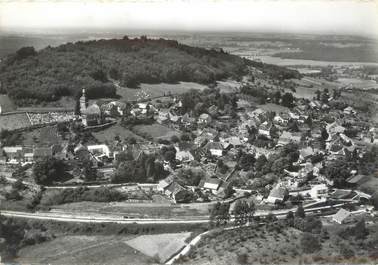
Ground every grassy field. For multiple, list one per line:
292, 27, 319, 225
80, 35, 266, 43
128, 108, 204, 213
116, 82, 208, 102
132, 123, 181, 141
92, 123, 145, 143
126, 232, 192, 263
16, 235, 154, 265
0, 113, 31, 131
50, 201, 210, 218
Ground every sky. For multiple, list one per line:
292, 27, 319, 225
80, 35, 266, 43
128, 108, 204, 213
0, 0, 377, 37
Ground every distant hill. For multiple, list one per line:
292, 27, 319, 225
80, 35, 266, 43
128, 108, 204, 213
0, 36, 301, 106
0, 36, 249, 106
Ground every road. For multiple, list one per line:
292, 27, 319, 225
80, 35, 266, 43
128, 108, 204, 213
0, 200, 352, 225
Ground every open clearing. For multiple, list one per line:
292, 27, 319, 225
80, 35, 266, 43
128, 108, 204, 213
17, 235, 153, 265
126, 232, 191, 263
132, 123, 181, 140
92, 123, 145, 142
116, 82, 208, 102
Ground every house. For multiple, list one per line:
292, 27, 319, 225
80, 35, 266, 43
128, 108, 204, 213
130, 103, 156, 117
278, 131, 301, 146
299, 147, 315, 161
204, 142, 223, 157
201, 177, 222, 193
343, 106, 356, 115
346, 174, 369, 187
258, 121, 271, 138
208, 105, 218, 117
222, 136, 243, 148
273, 115, 287, 125
157, 175, 175, 192
164, 182, 185, 201
87, 144, 111, 159
23, 147, 34, 163
157, 109, 170, 124
327, 122, 345, 136
332, 208, 353, 224
175, 149, 194, 163
266, 186, 288, 204
181, 113, 195, 126
101, 101, 127, 116
0, 95, 16, 114
3, 146, 23, 163
198, 113, 212, 125
309, 184, 328, 200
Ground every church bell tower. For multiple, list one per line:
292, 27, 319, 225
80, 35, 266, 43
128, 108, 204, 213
80, 89, 88, 126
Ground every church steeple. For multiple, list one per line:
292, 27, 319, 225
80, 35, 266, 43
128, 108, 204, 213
80, 89, 87, 113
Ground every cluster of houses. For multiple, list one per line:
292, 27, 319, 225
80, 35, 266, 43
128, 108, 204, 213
1, 81, 377, 226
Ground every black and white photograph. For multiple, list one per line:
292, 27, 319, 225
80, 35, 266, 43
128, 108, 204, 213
0, 0, 377, 264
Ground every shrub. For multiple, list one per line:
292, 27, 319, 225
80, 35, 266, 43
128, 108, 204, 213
301, 233, 321, 254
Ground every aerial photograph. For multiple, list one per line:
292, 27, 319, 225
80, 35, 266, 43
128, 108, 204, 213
0, 0, 377, 264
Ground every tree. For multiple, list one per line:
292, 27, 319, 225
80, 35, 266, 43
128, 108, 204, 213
255, 155, 267, 172
234, 200, 249, 226
164, 150, 176, 162
353, 219, 368, 239
304, 216, 322, 234
286, 211, 294, 226
295, 205, 306, 218
301, 233, 321, 254
209, 202, 230, 227
33, 158, 66, 185
16, 46, 37, 60
81, 160, 97, 181
238, 153, 255, 171
321, 127, 329, 141
170, 135, 180, 143
174, 190, 193, 203
281, 92, 295, 108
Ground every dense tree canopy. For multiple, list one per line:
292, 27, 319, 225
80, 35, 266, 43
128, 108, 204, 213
0, 37, 248, 105
32, 158, 67, 185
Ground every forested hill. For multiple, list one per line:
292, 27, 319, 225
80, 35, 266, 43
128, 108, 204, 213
0, 36, 247, 106
0, 36, 300, 106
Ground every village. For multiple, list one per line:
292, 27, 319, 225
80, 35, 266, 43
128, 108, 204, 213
0, 65, 377, 230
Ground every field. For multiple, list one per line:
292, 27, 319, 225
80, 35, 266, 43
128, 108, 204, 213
50, 201, 210, 218
92, 123, 145, 142
181, 225, 302, 265
181, 222, 378, 265
132, 123, 181, 141
16, 235, 154, 265
125, 232, 192, 263
0, 113, 31, 131
337, 78, 378, 90
116, 81, 208, 102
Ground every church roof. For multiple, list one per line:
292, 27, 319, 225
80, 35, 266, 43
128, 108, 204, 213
83, 104, 101, 115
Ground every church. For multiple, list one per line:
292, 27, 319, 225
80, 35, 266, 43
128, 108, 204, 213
80, 89, 103, 126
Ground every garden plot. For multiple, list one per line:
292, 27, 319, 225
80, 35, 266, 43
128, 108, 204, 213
17, 235, 152, 265
125, 232, 192, 263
